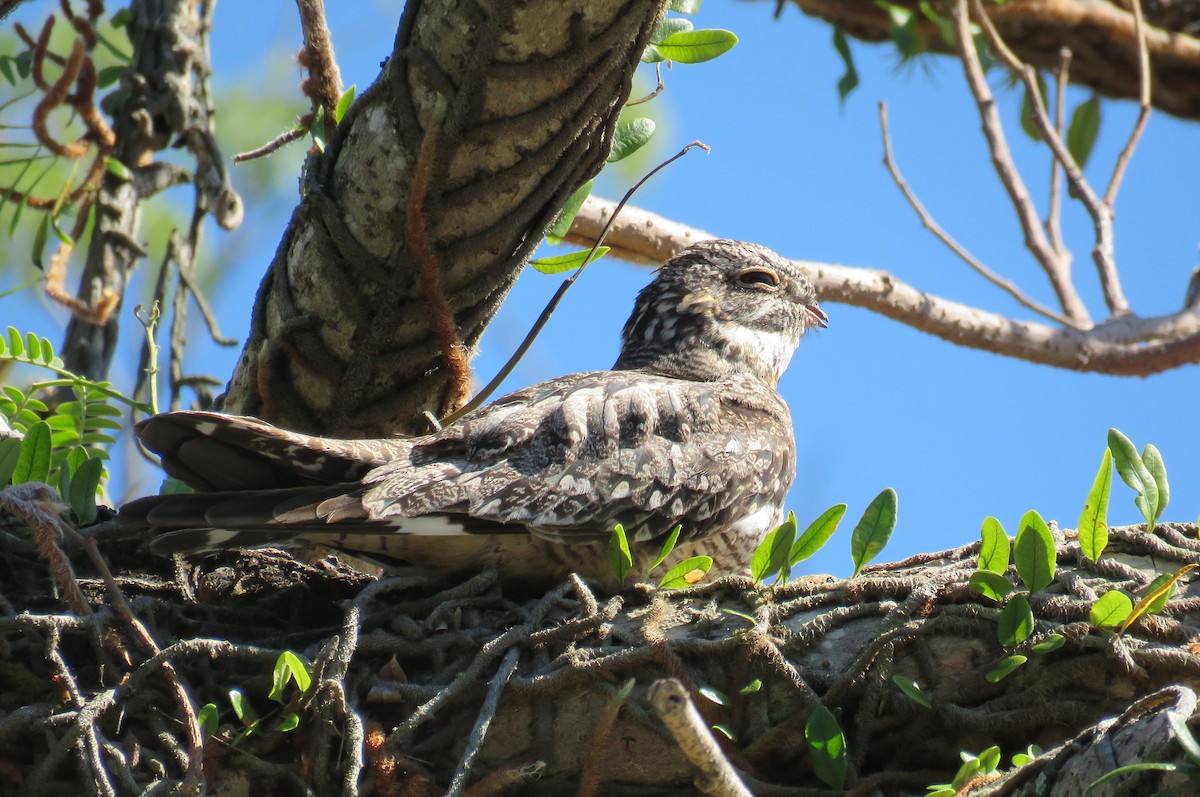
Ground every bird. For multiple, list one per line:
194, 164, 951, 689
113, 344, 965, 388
120, 239, 828, 586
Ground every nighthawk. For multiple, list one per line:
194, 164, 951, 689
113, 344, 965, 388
120, 239, 828, 584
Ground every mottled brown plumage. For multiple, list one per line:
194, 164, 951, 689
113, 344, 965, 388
120, 239, 827, 584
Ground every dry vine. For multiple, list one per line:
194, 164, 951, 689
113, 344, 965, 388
3, 484, 1200, 794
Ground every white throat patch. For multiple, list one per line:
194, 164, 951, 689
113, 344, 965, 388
711, 323, 798, 385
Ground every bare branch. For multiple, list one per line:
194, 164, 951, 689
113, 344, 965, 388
967, 0, 1129, 317
951, 0, 1090, 324
1105, 0, 1153, 206
567, 197, 1200, 376
649, 678, 753, 797
879, 102, 1082, 328
1046, 48, 1071, 261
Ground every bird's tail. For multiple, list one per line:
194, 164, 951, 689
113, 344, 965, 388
135, 411, 410, 491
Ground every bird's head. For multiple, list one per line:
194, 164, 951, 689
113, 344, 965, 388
615, 239, 827, 385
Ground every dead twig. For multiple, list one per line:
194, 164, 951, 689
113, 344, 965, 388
649, 678, 753, 797
445, 647, 521, 797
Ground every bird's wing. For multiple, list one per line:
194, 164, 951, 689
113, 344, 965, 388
362, 371, 796, 544
136, 411, 411, 490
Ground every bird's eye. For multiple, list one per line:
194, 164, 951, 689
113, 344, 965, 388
736, 269, 779, 288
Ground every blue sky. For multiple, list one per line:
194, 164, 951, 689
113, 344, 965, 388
5, 2, 1198, 577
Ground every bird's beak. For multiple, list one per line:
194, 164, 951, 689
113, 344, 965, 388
806, 304, 829, 329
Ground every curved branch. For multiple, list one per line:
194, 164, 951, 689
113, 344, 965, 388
569, 197, 1200, 376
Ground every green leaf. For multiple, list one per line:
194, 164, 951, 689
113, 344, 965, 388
832, 28, 859, 105
698, 685, 727, 706
1066, 95, 1102, 169
977, 745, 1002, 773
651, 524, 682, 571
32, 213, 50, 268
875, 0, 918, 57
529, 246, 609, 275
104, 157, 133, 182
790, 503, 846, 565
269, 650, 313, 703
640, 43, 665, 64
545, 179, 593, 243
0, 438, 20, 485
160, 478, 194, 495
1019, 71, 1047, 142
997, 594, 1034, 646
969, 570, 1014, 602
8, 327, 24, 358
1142, 443, 1169, 527
1013, 510, 1055, 593
977, 516, 1009, 573
985, 655, 1027, 682
670, 0, 701, 12
1089, 589, 1133, 628
738, 679, 762, 695
197, 703, 219, 739
1078, 450, 1112, 563
805, 706, 847, 790
310, 105, 326, 152
751, 512, 796, 584
608, 117, 656, 163
607, 524, 633, 585
334, 85, 356, 124
273, 713, 300, 733
1120, 564, 1197, 634
228, 689, 258, 726
850, 488, 898, 577
654, 29, 738, 64
68, 456, 103, 525
13, 421, 51, 484
96, 64, 126, 88
918, 1, 955, 47
1108, 428, 1160, 529
1012, 744, 1043, 767
890, 674, 932, 708
657, 555, 712, 589
0, 57, 15, 86
652, 17, 694, 44
1031, 633, 1065, 654
710, 723, 735, 741
1086, 763, 1191, 796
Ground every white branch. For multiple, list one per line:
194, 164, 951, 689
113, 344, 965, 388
569, 197, 1200, 376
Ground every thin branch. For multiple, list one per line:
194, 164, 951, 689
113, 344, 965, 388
445, 647, 520, 797
967, 0, 1129, 316
295, 0, 343, 120
1104, 0, 1152, 206
566, 197, 1200, 376
1045, 48, 1070, 260
879, 101, 1081, 328
233, 126, 307, 163
649, 678, 753, 797
951, 0, 1090, 324
626, 62, 664, 106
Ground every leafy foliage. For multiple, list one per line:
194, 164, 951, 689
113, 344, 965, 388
850, 488, 898, 577
805, 706, 848, 789
1107, 428, 1169, 530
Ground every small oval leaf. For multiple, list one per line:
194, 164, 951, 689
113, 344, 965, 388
969, 570, 1014, 602
1013, 510, 1055, 593
1089, 590, 1133, 628
657, 555, 712, 588
978, 516, 1009, 573
790, 503, 847, 565
890, 674, 932, 708
985, 655, 1027, 683
850, 488, 898, 577
997, 594, 1034, 647
805, 706, 847, 790
654, 29, 738, 64
1078, 450, 1113, 563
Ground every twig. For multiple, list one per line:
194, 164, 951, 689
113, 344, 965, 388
878, 102, 1080, 327
649, 678, 753, 797
1045, 48, 1071, 260
967, 0, 1129, 316
445, 647, 521, 797
295, 0, 343, 122
1104, 0, 1152, 206
233, 126, 307, 163
951, 0, 1090, 324
440, 140, 710, 426
626, 62, 664, 106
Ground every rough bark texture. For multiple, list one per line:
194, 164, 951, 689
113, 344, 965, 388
218, 0, 670, 437
2, 520, 1200, 795
773, 0, 1200, 120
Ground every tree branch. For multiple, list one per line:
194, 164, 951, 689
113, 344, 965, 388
568, 196, 1200, 376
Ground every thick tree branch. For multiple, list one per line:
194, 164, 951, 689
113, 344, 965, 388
569, 196, 1200, 376
219, 0, 671, 437
771, 0, 1200, 121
